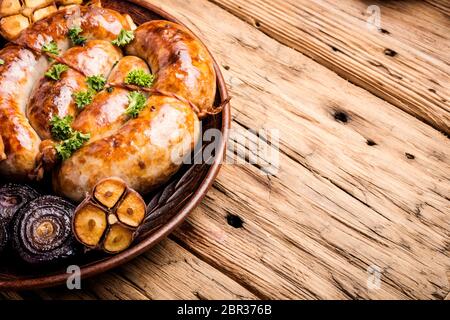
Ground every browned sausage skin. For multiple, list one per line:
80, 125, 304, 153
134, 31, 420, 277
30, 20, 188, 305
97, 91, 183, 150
0, 5, 133, 180
15, 5, 134, 53
53, 21, 216, 201
54, 21, 217, 201
125, 21, 216, 117
1, 8, 217, 201
72, 56, 150, 140
0, 135, 5, 161
0, 45, 46, 181
54, 95, 200, 201
28, 40, 122, 140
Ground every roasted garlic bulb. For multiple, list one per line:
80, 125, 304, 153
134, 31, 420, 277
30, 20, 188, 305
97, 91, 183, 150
73, 177, 146, 254
0, 0, 83, 40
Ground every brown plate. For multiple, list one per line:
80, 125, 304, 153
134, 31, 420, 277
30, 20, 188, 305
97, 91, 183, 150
0, 0, 230, 290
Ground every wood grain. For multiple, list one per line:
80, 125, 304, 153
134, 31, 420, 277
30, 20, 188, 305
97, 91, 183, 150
208, 0, 450, 133
425, 0, 450, 16
149, 0, 449, 299
3, 0, 449, 300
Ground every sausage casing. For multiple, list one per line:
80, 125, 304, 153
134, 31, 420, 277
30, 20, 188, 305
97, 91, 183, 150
0, 46, 47, 180
72, 56, 150, 140
54, 95, 200, 201
54, 20, 217, 201
126, 21, 216, 117
0, 5, 132, 180
27, 40, 122, 140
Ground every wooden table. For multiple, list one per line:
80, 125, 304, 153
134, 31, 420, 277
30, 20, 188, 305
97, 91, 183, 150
2, 0, 449, 300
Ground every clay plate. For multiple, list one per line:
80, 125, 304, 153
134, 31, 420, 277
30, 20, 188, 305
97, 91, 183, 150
0, 0, 230, 290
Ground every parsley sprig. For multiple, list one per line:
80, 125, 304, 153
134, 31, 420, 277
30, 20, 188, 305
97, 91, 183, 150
0, 59, 4, 65
55, 131, 91, 160
50, 115, 74, 140
45, 64, 69, 80
86, 75, 106, 92
112, 29, 134, 47
68, 27, 87, 45
73, 89, 95, 110
42, 41, 60, 55
125, 69, 155, 88
50, 115, 90, 160
125, 91, 147, 118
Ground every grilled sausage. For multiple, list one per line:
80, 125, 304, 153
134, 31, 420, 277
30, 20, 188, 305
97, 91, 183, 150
54, 95, 200, 201
54, 21, 217, 201
1, 10, 216, 200
0, 45, 47, 180
72, 56, 150, 140
0, 5, 132, 180
0, 132, 5, 161
125, 21, 216, 117
15, 5, 134, 52
28, 40, 122, 140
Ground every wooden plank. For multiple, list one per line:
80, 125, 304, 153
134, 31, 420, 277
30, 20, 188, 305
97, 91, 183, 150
108, 239, 257, 300
2, 239, 257, 300
207, 0, 450, 133
4, 0, 448, 300
0, 291, 24, 300
145, 0, 450, 299
425, 0, 450, 16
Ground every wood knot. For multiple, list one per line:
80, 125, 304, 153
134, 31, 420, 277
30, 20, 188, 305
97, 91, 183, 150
226, 213, 244, 228
367, 139, 377, 146
331, 46, 341, 53
384, 48, 397, 57
333, 111, 349, 123
405, 153, 415, 160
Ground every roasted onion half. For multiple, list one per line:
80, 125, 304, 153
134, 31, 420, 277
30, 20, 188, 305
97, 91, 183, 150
0, 219, 7, 255
0, 183, 40, 224
12, 195, 79, 264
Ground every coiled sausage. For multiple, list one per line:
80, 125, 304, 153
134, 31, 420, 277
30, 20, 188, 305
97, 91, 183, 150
28, 40, 122, 139
0, 5, 132, 180
53, 21, 217, 201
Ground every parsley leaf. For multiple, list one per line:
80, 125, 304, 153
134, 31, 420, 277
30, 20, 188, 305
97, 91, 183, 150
68, 27, 87, 45
0, 59, 4, 65
112, 29, 134, 47
50, 115, 74, 140
50, 115, 90, 160
45, 64, 69, 80
73, 89, 95, 110
55, 131, 90, 160
125, 91, 147, 118
42, 40, 60, 55
86, 75, 106, 92
125, 69, 155, 88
